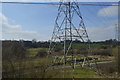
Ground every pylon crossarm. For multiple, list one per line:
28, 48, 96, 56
73, 2, 89, 39
70, 22, 85, 42
64, 10, 85, 39
61, 13, 84, 41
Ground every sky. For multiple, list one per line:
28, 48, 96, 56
0, 0, 118, 41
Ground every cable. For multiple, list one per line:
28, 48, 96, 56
79, 3, 119, 6
0, 2, 61, 5
0, 2, 119, 6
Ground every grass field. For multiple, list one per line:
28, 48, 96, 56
3, 44, 119, 78
3, 57, 103, 78
72, 43, 110, 48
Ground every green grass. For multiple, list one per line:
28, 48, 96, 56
47, 66, 102, 78
38, 66, 102, 78
73, 67, 101, 78
3, 55, 103, 78
3, 46, 116, 78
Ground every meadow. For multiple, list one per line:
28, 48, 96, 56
2, 41, 120, 78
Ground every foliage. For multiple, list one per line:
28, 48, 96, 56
2, 41, 27, 78
2, 41, 27, 60
91, 48, 112, 56
112, 46, 120, 74
2, 40, 119, 78
36, 49, 47, 57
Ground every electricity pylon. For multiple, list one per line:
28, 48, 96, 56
48, 0, 90, 69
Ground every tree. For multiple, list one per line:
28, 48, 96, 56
32, 38, 37, 43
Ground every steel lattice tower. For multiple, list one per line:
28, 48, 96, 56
48, 0, 90, 68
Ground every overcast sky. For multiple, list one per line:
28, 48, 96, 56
0, 0, 118, 41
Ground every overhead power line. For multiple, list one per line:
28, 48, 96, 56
0, 2, 119, 6
79, 3, 119, 6
0, 2, 61, 5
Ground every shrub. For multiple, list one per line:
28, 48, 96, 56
92, 49, 112, 56
36, 49, 47, 57
2, 41, 27, 60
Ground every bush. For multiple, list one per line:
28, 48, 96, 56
73, 49, 88, 55
92, 49, 112, 56
54, 47, 62, 52
2, 41, 27, 60
112, 46, 120, 73
36, 49, 47, 57
2, 41, 27, 78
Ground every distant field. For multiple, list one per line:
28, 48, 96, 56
27, 43, 113, 58
72, 43, 110, 48
51, 43, 111, 50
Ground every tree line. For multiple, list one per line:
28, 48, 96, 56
2, 39, 119, 49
